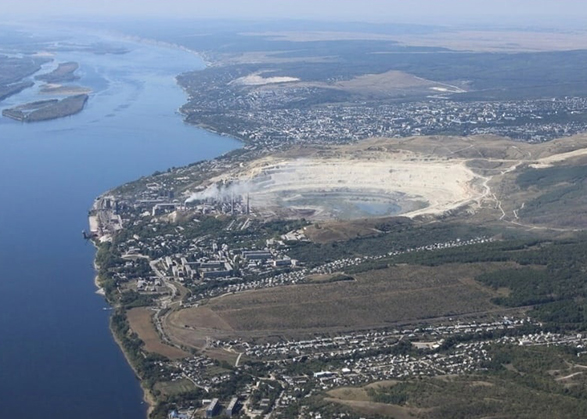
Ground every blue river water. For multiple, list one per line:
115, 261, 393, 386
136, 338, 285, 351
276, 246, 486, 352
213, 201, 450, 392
0, 34, 240, 418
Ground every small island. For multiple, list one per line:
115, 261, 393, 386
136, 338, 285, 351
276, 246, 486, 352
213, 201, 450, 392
2, 94, 88, 122
48, 42, 130, 55
35, 61, 79, 83
40, 83, 92, 95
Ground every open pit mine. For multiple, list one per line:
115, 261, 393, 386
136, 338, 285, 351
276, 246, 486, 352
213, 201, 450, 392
184, 138, 491, 221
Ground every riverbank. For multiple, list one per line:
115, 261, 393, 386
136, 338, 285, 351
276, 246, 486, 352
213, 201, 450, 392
110, 317, 157, 417
92, 239, 156, 415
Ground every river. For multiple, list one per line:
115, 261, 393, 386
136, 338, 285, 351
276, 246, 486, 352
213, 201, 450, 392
0, 28, 240, 418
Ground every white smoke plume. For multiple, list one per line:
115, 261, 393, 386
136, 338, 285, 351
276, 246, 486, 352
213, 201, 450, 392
185, 180, 254, 203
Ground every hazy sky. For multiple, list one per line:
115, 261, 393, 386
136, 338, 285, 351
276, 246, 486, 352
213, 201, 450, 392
4, 0, 587, 24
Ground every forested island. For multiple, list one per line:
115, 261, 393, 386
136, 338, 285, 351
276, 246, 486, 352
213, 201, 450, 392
2, 94, 88, 122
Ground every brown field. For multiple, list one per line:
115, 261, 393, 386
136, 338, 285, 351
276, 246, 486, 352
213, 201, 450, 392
304, 217, 411, 243
328, 380, 399, 402
126, 307, 190, 359
393, 30, 587, 52
203, 347, 241, 366
165, 263, 522, 346
324, 380, 441, 418
165, 307, 235, 350
325, 398, 419, 419
328, 387, 371, 403
304, 222, 379, 243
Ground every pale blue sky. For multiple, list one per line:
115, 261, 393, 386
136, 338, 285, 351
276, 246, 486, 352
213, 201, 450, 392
4, 0, 587, 23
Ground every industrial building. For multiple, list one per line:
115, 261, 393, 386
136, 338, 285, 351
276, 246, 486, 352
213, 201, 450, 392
242, 250, 272, 261
198, 260, 234, 279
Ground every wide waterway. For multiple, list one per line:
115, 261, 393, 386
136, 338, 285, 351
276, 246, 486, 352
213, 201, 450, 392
0, 29, 240, 418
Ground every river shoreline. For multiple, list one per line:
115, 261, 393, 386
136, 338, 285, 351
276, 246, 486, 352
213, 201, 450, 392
93, 249, 155, 416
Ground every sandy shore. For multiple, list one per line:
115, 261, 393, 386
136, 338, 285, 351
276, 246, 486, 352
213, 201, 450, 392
94, 275, 105, 296
92, 249, 107, 296
40, 84, 93, 95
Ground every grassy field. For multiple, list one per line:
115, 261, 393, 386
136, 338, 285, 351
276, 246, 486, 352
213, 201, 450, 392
304, 217, 411, 243
326, 381, 427, 418
127, 307, 190, 359
165, 263, 527, 344
326, 397, 419, 419
165, 307, 235, 350
202, 347, 241, 366
154, 379, 196, 397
